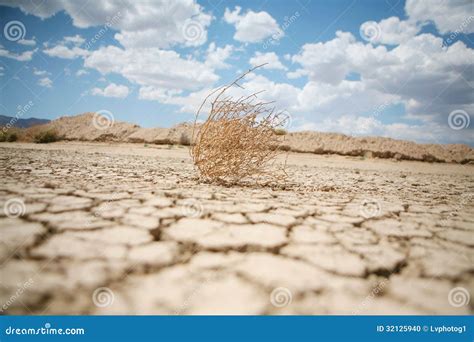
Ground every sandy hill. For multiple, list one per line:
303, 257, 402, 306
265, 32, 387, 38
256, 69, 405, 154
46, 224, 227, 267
15, 112, 474, 164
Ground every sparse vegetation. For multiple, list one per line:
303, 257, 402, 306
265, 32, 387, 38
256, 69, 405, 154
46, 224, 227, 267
34, 130, 60, 143
7, 133, 17, 142
0, 130, 18, 142
191, 65, 288, 184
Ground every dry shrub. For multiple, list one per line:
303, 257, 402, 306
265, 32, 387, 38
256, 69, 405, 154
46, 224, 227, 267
33, 129, 60, 143
0, 127, 21, 142
191, 65, 289, 184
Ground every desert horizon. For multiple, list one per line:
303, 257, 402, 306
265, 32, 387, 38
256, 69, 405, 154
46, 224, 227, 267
2, 111, 473, 163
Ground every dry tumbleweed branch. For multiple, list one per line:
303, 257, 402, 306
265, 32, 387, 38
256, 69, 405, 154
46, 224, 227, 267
191, 64, 289, 184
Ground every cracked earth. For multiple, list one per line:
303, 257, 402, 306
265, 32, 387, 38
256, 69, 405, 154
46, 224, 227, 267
0, 142, 473, 315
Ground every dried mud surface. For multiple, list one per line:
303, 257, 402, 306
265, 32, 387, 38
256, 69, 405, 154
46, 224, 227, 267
0, 142, 473, 315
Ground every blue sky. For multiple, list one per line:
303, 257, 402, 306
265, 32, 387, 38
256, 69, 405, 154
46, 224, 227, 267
0, 0, 473, 144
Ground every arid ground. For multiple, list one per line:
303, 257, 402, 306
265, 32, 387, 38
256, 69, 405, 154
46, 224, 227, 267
0, 142, 473, 314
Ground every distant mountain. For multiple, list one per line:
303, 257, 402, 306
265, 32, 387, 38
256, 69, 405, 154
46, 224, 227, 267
0, 115, 50, 128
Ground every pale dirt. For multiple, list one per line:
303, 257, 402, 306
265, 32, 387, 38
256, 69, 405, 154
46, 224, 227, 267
0, 142, 473, 315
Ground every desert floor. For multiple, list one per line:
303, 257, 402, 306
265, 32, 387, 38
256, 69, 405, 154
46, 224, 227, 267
0, 142, 473, 314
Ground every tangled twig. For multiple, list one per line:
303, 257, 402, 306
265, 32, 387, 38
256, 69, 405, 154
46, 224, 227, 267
190, 64, 289, 185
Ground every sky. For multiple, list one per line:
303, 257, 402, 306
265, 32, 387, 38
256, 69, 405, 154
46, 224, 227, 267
0, 0, 473, 145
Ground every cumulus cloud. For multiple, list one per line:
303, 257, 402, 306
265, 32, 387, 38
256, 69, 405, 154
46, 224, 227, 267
84, 45, 219, 92
33, 68, 50, 76
224, 6, 282, 43
290, 31, 474, 124
205, 43, 234, 69
63, 34, 85, 45
138, 87, 183, 102
360, 1, 473, 46
360, 17, 420, 45
170, 28, 472, 144
43, 45, 90, 59
42, 34, 91, 59
249, 52, 287, 70
38, 77, 52, 88
406, 0, 474, 34
76, 69, 89, 76
0, 0, 212, 49
0, 46, 36, 61
18, 38, 36, 46
91, 83, 129, 98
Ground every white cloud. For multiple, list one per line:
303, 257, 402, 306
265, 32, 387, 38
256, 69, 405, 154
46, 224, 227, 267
286, 69, 307, 79
291, 31, 360, 84
0, 46, 36, 61
224, 6, 283, 43
18, 38, 36, 46
33, 68, 50, 76
165, 72, 298, 114
360, 17, 420, 45
290, 31, 474, 124
43, 45, 90, 59
164, 28, 472, 145
41, 34, 88, 59
84, 45, 218, 92
38, 77, 52, 88
205, 43, 234, 69
0, 0, 212, 49
0, 0, 63, 19
249, 52, 287, 70
76, 69, 89, 76
64, 34, 85, 45
91, 83, 129, 98
139, 87, 183, 102
406, 0, 474, 34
